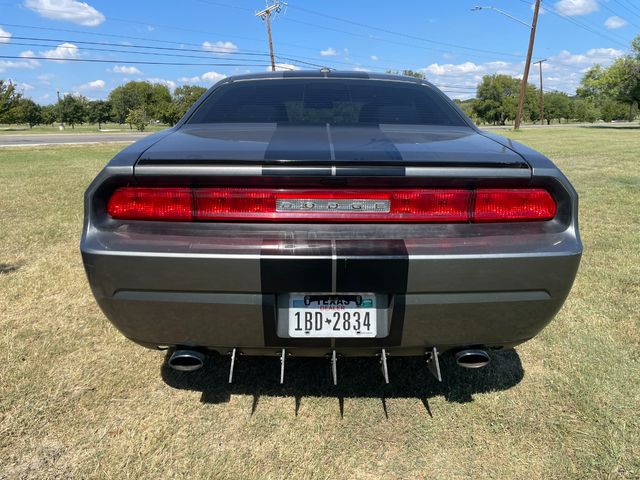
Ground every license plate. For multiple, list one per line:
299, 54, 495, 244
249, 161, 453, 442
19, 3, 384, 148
288, 293, 377, 338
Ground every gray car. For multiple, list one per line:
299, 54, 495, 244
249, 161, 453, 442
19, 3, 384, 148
81, 71, 581, 383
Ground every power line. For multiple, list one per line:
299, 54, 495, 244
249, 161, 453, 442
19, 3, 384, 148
0, 33, 327, 69
0, 54, 285, 68
192, 0, 526, 62
515, 0, 630, 48
600, 1, 640, 30
284, 3, 524, 59
612, 0, 640, 20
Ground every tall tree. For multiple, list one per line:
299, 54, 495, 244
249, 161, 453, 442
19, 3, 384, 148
59, 94, 87, 128
87, 100, 113, 129
15, 98, 43, 128
0, 80, 22, 123
173, 85, 207, 118
109, 81, 172, 125
543, 91, 572, 124
472, 74, 521, 125
41, 104, 58, 125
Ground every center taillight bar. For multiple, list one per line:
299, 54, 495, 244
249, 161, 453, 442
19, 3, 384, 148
106, 187, 556, 223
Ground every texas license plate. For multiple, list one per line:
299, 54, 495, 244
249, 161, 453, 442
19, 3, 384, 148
288, 294, 377, 338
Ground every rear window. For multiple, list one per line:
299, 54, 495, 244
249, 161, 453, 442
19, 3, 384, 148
187, 79, 466, 126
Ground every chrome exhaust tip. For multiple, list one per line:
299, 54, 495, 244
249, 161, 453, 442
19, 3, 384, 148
454, 349, 491, 369
168, 349, 205, 372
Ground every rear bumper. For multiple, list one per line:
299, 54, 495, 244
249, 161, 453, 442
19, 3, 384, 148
81, 221, 581, 356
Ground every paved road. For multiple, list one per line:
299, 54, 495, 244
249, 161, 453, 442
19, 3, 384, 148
483, 121, 638, 130
0, 132, 151, 147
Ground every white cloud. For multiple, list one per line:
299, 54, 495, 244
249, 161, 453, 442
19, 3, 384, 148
353, 67, 371, 72
423, 61, 483, 76
554, 47, 624, 65
270, 63, 300, 72
177, 71, 226, 84
110, 65, 142, 75
418, 46, 624, 100
201, 71, 226, 83
40, 42, 79, 60
202, 40, 239, 55
554, 0, 598, 16
76, 79, 105, 90
0, 26, 12, 43
146, 77, 177, 90
604, 16, 627, 30
0, 50, 40, 72
17, 82, 34, 91
24, 0, 105, 26
320, 47, 337, 57
370, 55, 379, 61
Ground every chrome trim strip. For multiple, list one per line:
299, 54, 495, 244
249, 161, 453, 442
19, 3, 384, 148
135, 164, 529, 178
135, 165, 262, 176
404, 167, 530, 178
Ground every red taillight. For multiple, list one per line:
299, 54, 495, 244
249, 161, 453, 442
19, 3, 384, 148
106, 187, 556, 223
473, 188, 556, 222
107, 187, 193, 221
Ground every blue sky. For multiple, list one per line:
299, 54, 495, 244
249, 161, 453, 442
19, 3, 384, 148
1, 0, 638, 104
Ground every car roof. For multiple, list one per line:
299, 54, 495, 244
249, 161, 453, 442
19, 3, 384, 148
220, 70, 433, 86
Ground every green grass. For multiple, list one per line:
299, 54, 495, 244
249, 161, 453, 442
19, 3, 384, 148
1, 128, 639, 479
0, 123, 167, 135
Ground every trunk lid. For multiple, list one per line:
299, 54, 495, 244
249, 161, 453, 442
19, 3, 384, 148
137, 124, 528, 169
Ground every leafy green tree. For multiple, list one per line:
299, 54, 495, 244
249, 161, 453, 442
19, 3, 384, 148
126, 107, 147, 131
41, 104, 58, 125
173, 85, 207, 118
15, 98, 43, 128
86, 100, 113, 129
385, 70, 427, 80
0, 80, 22, 123
577, 36, 640, 121
59, 94, 87, 128
158, 101, 181, 126
472, 74, 520, 125
572, 98, 600, 123
543, 91, 572, 124
454, 98, 478, 122
109, 81, 172, 125
599, 97, 629, 122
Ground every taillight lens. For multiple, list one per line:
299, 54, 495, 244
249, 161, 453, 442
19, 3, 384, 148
107, 187, 556, 223
473, 188, 556, 222
107, 187, 192, 221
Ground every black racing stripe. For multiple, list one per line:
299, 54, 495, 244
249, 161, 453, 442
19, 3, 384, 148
262, 166, 332, 176
335, 239, 409, 347
260, 238, 333, 347
330, 126, 403, 163
264, 125, 331, 161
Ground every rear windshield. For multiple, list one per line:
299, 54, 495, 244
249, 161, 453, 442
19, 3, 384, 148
187, 79, 466, 126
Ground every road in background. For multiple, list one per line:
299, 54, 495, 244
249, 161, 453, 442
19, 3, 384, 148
0, 132, 150, 147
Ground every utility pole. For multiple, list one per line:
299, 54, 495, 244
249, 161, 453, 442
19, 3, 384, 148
514, 0, 541, 130
56, 89, 64, 130
534, 59, 547, 125
255, 1, 286, 72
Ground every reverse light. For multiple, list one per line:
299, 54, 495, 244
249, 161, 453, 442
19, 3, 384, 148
107, 187, 556, 223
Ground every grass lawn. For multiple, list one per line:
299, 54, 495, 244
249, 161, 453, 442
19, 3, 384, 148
0, 128, 638, 479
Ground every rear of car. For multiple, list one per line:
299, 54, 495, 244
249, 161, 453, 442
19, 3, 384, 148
81, 72, 581, 375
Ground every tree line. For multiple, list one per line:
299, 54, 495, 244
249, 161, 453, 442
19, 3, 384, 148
462, 35, 640, 125
1, 35, 638, 129
0, 81, 208, 130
